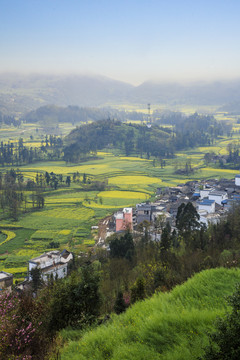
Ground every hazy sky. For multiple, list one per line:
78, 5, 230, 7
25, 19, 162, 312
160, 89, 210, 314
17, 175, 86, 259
1, 0, 240, 84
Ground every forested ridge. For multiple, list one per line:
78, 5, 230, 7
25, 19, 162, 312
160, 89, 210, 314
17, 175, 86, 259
63, 114, 228, 162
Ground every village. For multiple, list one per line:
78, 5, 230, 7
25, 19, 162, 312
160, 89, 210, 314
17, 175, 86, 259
97, 173, 240, 245
1, 173, 240, 294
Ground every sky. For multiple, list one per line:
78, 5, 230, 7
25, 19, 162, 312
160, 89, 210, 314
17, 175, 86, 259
1, 0, 240, 85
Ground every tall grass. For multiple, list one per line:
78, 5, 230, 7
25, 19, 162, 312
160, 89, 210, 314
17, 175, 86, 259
60, 268, 240, 360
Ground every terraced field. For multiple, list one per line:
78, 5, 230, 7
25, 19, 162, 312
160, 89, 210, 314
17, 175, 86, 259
1, 119, 240, 281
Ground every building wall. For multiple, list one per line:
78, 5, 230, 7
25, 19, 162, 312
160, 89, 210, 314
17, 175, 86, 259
198, 203, 215, 214
0, 277, 13, 293
42, 264, 67, 282
200, 189, 211, 199
116, 218, 124, 232
235, 177, 240, 186
124, 212, 132, 225
208, 194, 227, 205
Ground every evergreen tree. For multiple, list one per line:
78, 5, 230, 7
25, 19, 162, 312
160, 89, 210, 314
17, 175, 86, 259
114, 291, 126, 314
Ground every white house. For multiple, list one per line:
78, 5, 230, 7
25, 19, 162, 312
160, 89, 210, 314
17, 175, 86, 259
200, 188, 212, 199
208, 190, 228, 205
0, 271, 13, 293
235, 174, 240, 186
28, 250, 73, 282
197, 199, 215, 214
198, 210, 220, 227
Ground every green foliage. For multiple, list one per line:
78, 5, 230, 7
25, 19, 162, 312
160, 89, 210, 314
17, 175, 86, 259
201, 283, 240, 360
131, 278, 146, 304
30, 267, 43, 293
48, 241, 60, 248
161, 223, 172, 252
114, 291, 127, 314
176, 202, 201, 237
60, 268, 240, 360
64, 119, 172, 162
109, 232, 135, 261
47, 264, 101, 332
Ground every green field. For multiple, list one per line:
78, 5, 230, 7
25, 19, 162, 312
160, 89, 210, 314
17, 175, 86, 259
1, 118, 240, 279
59, 267, 240, 360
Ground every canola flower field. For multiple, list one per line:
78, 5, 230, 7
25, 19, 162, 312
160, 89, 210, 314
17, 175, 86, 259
0, 117, 240, 281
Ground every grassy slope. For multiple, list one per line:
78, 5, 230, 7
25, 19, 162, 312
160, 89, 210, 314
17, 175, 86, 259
60, 267, 240, 360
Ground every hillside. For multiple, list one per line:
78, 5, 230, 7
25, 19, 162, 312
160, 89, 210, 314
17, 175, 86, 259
63, 119, 172, 162
60, 267, 240, 360
218, 101, 240, 114
1, 73, 240, 115
21, 105, 126, 124
0, 73, 133, 115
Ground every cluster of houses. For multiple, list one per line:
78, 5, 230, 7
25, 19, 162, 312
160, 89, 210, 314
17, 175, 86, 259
107, 174, 240, 239
2, 174, 240, 293
0, 249, 73, 293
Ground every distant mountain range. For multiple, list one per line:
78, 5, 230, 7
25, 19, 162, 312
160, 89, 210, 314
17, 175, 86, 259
1, 73, 240, 115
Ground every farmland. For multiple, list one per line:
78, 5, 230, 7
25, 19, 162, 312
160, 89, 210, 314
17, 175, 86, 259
0, 112, 240, 281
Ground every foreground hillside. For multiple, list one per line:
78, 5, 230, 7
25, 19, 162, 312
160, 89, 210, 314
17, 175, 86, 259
60, 268, 240, 360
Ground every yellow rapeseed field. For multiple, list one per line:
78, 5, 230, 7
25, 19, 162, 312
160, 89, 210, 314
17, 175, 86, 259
109, 175, 161, 185
98, 190, 149, 199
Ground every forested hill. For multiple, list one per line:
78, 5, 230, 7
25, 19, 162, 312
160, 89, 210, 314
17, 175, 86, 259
63, 119, 172, 162
63, 115, 226, 162
21, 105, 130, 125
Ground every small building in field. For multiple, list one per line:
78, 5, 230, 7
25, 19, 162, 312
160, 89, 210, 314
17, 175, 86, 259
235, 174, 240, 186
197, 199, 215, 214
28, 250, 73, 282
115, 208, 133, 232
0, 271, 13, 292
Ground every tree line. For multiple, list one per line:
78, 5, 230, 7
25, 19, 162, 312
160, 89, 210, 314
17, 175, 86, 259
0, 136, 63, 166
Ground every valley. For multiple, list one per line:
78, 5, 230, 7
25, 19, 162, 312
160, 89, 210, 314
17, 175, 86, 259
0, 109, 239, 282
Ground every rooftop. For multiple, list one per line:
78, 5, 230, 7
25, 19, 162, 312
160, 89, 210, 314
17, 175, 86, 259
123, 208, 132, 214
116, 213, 124, 220
30, 251, 61, 265
0, 271, 13, 280
198, 199, 215, 205
209, 190, 227, 196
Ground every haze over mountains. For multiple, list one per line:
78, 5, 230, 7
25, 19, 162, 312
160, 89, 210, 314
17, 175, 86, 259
1, 73, 240, 115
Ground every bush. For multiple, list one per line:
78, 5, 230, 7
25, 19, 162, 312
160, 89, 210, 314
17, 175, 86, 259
201, 283, 240, 360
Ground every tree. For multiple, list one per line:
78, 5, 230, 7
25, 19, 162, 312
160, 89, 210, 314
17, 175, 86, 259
131, 278, 146, 304
48, 264, 101, 331
201, 283, 240, 360
176, 202, 200, 234
161, 222, 172, 252
114, 291, 126, 314
30, 267, 43, 293
66, 175, 71, 187
109, 232, 135, 261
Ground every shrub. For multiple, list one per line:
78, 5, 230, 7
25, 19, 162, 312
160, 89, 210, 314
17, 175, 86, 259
201, 283, 240, 360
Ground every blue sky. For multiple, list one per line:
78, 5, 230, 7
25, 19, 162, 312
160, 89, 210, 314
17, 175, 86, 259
1, 0, 240, 84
